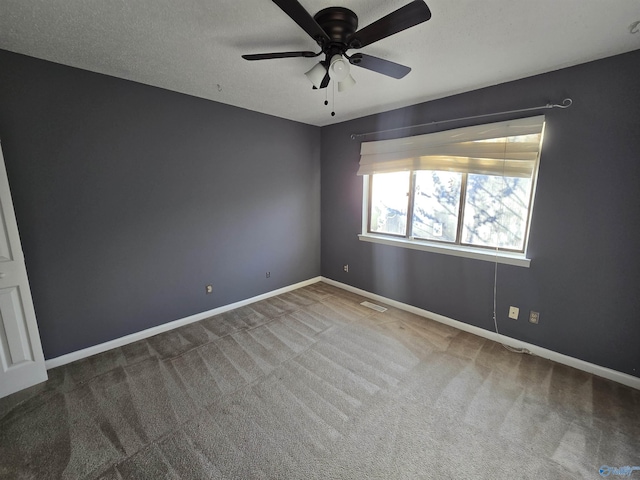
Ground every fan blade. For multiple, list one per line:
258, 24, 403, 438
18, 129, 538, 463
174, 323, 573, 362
348, 1, 431, 49
320, 72, 330, 88
242, 51, 318, 60
349, 53, 411, 79
272, 0, 330, 45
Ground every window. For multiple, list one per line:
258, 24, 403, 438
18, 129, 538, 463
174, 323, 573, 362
359, 116, 545, 262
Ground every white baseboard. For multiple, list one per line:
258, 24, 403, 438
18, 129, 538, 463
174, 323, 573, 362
45, 276, 322, 370
321, 277, 640, 391
45, 275, 639, 391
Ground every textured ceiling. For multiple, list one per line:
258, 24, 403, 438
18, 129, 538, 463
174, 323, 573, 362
1, 0, 639, 126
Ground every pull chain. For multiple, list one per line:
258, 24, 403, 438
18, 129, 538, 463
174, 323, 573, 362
331, 80, 336, 117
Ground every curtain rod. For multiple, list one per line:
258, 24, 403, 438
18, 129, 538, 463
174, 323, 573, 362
350, 98, 573, 140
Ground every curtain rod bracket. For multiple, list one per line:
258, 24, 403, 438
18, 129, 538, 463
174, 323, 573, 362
350, 98, 573, 140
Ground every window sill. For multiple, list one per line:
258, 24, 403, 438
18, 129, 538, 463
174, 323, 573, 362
358, 233, 531, 268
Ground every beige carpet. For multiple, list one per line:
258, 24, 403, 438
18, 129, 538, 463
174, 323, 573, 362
1, 282, 638, 479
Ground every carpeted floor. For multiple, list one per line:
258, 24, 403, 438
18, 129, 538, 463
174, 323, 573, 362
1, 282, 638, 479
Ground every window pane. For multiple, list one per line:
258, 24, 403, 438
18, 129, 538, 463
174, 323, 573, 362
462, 174, 533, 250
370, 171, 409, 235
412, 171, 461, 242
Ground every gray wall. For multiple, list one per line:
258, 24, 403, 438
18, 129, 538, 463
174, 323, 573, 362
2, 46, 638, 379
0, 50, 321, 359
321, 49, 640, 378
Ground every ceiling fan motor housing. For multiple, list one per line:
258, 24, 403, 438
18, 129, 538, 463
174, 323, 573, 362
313, 7, 358, 48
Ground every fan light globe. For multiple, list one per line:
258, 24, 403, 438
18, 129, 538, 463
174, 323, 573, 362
329, 55, 350, 81
338, 74, 356, 92
305, 62, 327, 89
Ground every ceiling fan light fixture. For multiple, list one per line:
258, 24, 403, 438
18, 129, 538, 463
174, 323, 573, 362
338, 74, 356, 92
305, 62, 327, 89
329, 55, 350, 81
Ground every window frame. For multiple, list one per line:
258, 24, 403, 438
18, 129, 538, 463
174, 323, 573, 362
361, 170, 537, 266
366, 167, 539, 254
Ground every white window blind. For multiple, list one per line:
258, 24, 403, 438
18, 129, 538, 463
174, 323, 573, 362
357, 115, 545, 178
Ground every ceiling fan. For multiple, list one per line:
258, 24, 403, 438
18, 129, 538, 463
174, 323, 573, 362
242, 0, 432, 92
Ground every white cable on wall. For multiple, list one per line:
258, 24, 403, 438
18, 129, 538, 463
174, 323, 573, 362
492, 132, 532, 355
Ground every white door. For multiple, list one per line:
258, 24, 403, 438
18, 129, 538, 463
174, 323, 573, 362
0, 142, 47, 398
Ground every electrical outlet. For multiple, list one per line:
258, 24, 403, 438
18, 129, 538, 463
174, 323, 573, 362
508, 306, 519, 320
529, 311, 540, 324
205, 284, 213, 294
343, 264, 349, 273
266, 272, 270, 278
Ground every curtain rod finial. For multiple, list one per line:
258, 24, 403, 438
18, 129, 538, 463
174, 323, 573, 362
560, 98, 573, 108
